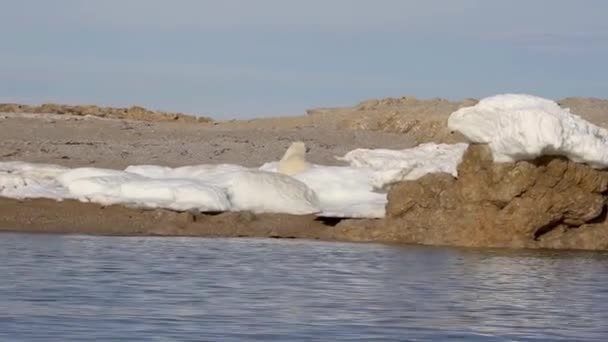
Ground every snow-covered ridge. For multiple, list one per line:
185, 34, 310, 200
448, 94, 608, 168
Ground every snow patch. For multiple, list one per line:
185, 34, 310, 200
448, 94, 608, 168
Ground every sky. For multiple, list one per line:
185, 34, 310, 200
1, 0, 607, 119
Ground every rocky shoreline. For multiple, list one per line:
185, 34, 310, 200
383, 144, 608, 250
3, 95, 608, 250
2, 143, 608, 250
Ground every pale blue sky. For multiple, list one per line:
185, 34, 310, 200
1, 0, 607, 118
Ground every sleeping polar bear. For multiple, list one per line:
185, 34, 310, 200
277, 141, 311, 176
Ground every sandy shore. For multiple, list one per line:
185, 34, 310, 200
3, 95, 606, 169
0, 198, 378, 242
0, 112, 415, 168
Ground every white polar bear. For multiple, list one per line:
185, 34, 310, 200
277, 141, 311, 176
226, 170, 320, 215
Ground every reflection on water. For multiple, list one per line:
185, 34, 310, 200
0, 233, 607, 341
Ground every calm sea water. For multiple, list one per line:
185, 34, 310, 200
0, 233, 607, 341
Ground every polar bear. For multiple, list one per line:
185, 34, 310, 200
277, 141, 311, 176
227, 169, 320, 215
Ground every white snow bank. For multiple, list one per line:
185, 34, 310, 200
126, 164, 319, 214
0, 162, 70, 199
120, 179, 230, 212
448, 94, 608, 168
57, 167, 231, 211
68, 176, 230, 211
58, 167, 142, 187
1, 142, 469, 218
125, 164, 248, 188
0, 161, 320, 216
337, 143, 468, 183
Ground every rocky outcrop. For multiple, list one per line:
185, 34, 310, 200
380, 144, 608, 250
0, 103, 212, 123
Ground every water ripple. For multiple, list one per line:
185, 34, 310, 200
1, 234, 608, 341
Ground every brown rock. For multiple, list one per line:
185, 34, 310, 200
384, 144, 608, 249
537, 223, 608, 250
386, 173, 457, 217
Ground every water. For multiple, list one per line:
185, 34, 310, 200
0, 234, 607, 341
